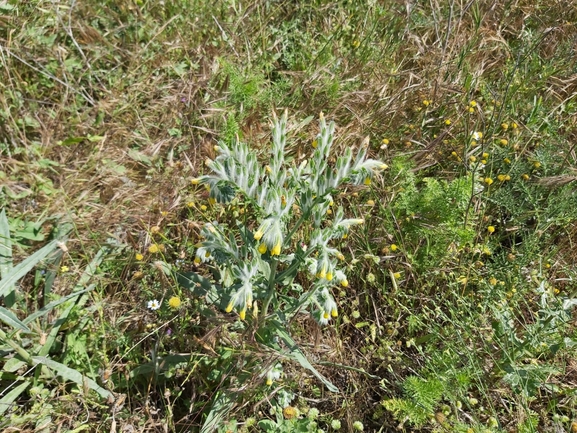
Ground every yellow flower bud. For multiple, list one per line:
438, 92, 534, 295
331, 308, 338, 318
271, 241, 281, 256
341, 279, 349, 288
363, 177, 371, 186
254, 230, 263, 241
225, 302, 234, 313
239, 309, 246, 320
258, 243, 267, 254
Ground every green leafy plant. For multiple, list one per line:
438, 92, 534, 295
186, 111, 386, 429
0, 210, 113, 424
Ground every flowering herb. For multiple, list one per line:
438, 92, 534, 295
191, 112, 386, 326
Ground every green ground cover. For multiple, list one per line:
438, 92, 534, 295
1, 1, 577, 432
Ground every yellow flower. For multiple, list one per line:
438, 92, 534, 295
208, 197, 216, 205
336, 253, 345, 261
191, 178, 200, 185
266, 377, 273, 386
422, 99, 430, 107
187, 201, 195, 208
363, 177, 371, 186
468, 107, 475, 113
533, 161, 541, 168
390, 244, 398, 252
522, 173, 530, 180
511, 122, 518, 129
489, 277, 497, 286
148, 244, 159, 254
393, 272, 401, 279
253, 230, 263, 241
283, 406, 298, 420
501, 122, 509, 130
312, 139, 318, 148
168, 296, 181, 309
382, 138, 390, 145
135, 253, 144, 261
482, 152, 489, 158
194, 257, 201, 264
366, 199, 375, 206
341, 279, 349, 288
331, 308, 338, 318
469, 155, 477, 163
271, 241, 281, 256
352, 39, 360, 48
503, 157, 511, 164
60, 266, 69, 273
487, 226, 495, 233
444, 119, 451, 126
497, 174, 507, 182
239, 309, 246, 320
499, 139, 508, 146
326, 272, 333, 281
484, 177, 494, 185
323, 311, 330, 319
258, 243, 267, 254
225, 301, 234, 313
265, 165, 272, 173
200, 205, 207, 211
469, 100, 477, 107
318, 268, 326, 279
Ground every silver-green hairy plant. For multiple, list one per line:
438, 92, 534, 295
192, 111, 387, 325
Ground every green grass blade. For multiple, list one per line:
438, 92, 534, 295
200, 390, 236, 433
0, 306, 30, 332
0, 240, 58, 298
22, 287, 92, 326
0, 381, 30, 416
0, 209, 15, 307
38, 246, 109, 357
271, 322, 339, 393
31, 356, 111, 399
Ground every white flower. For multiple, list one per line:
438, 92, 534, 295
147, 299, 161, 310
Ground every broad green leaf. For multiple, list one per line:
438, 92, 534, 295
32, 356, 111, 399
0, 381, 30, 416
0, 240, 59, 299
271, 322, 339, 393
0, 306, 30, 332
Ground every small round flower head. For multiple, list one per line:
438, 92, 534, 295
147, 299, 161, 311
168, 296, 181, 308
148, 244, 159, 254
353, 421, 364, 431
283, 406, 298, 420
135, 253, 144, 261
331, 419, 342, 430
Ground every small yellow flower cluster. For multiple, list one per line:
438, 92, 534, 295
497, 174, 511, 182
